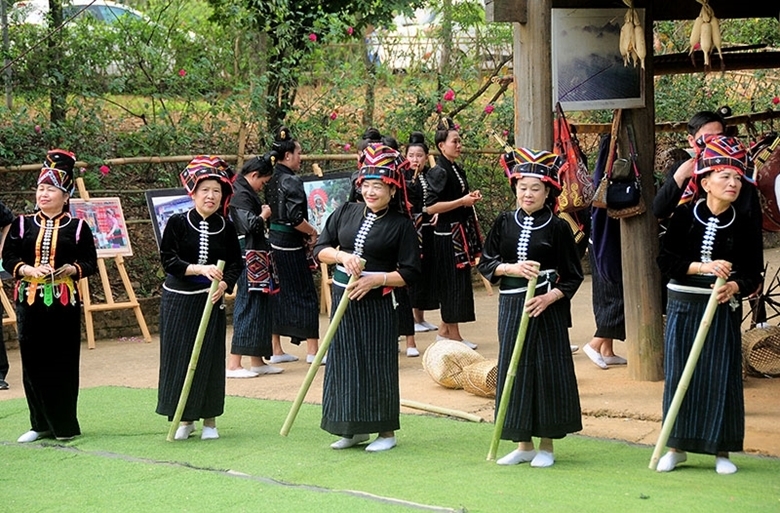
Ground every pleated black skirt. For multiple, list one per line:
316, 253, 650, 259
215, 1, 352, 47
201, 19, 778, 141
269, 240, 319, 341
230, 271, 273, 357
434, 232, 475, 324
410, 224, 439, 311
663, 291, 744, 454
321, 286, 400, 436
156, 289, 226, 421
17, 299, 82, 438
589, 249, 626, 340
495, 293, 582, 442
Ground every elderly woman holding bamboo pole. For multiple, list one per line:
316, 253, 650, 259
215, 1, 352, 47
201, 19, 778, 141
313, 143, 421, 452
655, 134, 763, 474
156, 156, 243, 441
477, 148, 583, 468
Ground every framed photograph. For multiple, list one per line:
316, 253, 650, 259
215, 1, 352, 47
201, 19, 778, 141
144, 188, 193, 248
69, 197, 133, 258
552, 8, 645, 111
301, 172, 353, 233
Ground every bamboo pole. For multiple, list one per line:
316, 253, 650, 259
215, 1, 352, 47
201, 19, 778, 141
166, 260, 225, 442
487, 266, 539, 461
280, 259, 365, 436
648, 277, 726, 469
400, 399, 483, 423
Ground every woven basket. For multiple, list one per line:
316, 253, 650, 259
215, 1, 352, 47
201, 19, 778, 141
741, 326, 780, 377
461, 359, 498, 398
422, 339, 485, 389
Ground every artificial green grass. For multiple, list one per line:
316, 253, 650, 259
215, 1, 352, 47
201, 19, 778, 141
1, 387, 779, 512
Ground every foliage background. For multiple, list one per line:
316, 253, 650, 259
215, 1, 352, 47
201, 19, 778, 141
1, 0, 779, 296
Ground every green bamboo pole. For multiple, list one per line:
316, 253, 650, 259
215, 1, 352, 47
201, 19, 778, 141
487, 266, 539, 461
280, 259, 365, 436
649, 277, 726, 469
166, 260, 225, 442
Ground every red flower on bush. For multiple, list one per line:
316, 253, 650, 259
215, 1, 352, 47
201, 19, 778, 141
347, 27, 354, 36
34, 125, 41, 133
329, 111, 338, 121
443, 89, 455, 101
502, 129, 509, 137
309, 33, 317, 42
99, 165, 110, 176
178, 69, 186, 77
484, 104, 495, 114
773, 96, 780, 106
344, 143, 351, 151
435, 102, 443, 113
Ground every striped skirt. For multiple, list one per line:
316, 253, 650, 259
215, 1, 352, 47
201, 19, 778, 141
495, 293, 582, 442
410, 224, 439, 311
321, 286, 400, 436
663, 290, 744, 454
269, 242, 319, 341
434, 232, 475, 324
156, 289, 226, 421
230, 271, 273, 358
589, 249, 626, 340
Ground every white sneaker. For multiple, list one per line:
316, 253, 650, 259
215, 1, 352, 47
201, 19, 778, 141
656, 451, 687, 472
715, 457, 737, 475
365, 436, 397, 452
330, 434, 370, 449
174, 423, 196, 440
17, 430, 51, 443
496, 449, 536, 465
269, 353, 299, 364
530, 450, 555, 468
414, 323, 428, 333
421, 321, 438, 331
225, 368, 259, 378
307, 354, 326, 365
603, 355, 627, 365
460, 339, 478, 350
583, 344, 608, 370
406, 347, 420, 357
201, 426, 219, 440
570, 345, 579, 353
251, 365, 284, 375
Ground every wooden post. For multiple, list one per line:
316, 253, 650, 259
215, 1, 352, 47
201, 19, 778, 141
619, 8, 665, 382
235, 123, 248, 173
75, 177, 152, 349
512, 0, 552, 150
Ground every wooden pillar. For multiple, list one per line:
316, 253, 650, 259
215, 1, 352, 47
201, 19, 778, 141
512, 0, 551, 150
619, 7, 664, 382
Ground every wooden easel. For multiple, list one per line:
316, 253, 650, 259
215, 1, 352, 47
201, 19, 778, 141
1, 281, 17, 334
75, 178, 151, 349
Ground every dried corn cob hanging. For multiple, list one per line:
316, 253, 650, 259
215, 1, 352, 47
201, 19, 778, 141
619, 0, 645, 69
689, 0, 724, 69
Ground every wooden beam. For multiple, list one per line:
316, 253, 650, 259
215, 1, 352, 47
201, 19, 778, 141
654, 51, 780, 75
485, 0, 527, 24
551, 1, 779, 20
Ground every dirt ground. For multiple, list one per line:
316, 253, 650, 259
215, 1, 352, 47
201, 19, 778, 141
3, 249, 780, 458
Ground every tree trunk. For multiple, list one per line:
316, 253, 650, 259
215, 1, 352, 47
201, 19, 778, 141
361, 26, 376, 128
48, 0, 66, 127
439, 0, 453, 76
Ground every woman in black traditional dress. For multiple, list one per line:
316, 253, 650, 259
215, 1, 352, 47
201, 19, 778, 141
226, 153, 282, 378
265, 126, 321, 364
478, 148, 583, 468
156, 156, 243, 440
425, 117, 482, 348
314, 143, 421, 452
3, 149, 97, 442
655, 134, 763, 474
405, 131, 440, 340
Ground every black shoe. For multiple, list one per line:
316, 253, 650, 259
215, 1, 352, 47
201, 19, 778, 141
0, 379, 8, 390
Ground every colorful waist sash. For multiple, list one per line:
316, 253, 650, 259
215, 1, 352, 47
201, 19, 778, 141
16, 276, 77, 307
